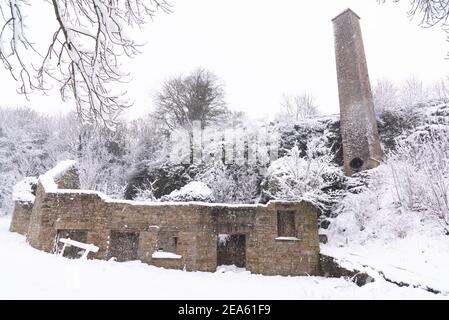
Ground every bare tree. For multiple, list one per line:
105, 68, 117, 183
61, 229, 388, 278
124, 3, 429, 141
381, 1, 449, 51
399, 76, 429, 108
431, 76, 449, 102
381, 0, 449, 25
154, 68, 228, 130
406, 0, 449, 28
373, 79, 399, 114
0, 0, 171, 128
278, 92, 319, 123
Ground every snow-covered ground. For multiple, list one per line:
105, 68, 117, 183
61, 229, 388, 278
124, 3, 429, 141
0, 216, 444, 300
322, 239, 449, 295
323, 159, 449, 295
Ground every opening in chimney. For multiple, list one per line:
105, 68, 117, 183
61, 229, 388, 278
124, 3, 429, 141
350, 157, 364, 170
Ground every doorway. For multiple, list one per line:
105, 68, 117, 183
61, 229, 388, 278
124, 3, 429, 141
217, 234, 246, 268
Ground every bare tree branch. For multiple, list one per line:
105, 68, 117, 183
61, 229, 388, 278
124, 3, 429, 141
380, 1, 449, 53
0, 0, 171, 129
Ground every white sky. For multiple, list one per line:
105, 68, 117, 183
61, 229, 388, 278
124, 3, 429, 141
1, 0, 448, 120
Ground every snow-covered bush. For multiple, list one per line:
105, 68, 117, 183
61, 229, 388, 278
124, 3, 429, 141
327, 165, 448, 247
378, 105, 423, 151
199, 162, 260, 204
160, 181, 215, 203
389, 127, 449, 232
277, 116, 343, 166
126, 163, 200, 200
261, 138, 345, 211
129, 115, 343, 205
132, 179, 158, 202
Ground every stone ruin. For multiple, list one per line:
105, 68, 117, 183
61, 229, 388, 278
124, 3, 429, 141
10, 161, 321, 276
8, 9, 381, 281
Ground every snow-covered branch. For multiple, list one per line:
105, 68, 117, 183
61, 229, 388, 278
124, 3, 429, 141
0, 0, 171, 128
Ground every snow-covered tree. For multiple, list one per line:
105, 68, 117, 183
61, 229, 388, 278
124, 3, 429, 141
0, 107, 55, 215
261, 137, 344, 211
0, 106, 167, 213
199, 162, 260, 204
76, 125, 128, 198
0, 0, 170, 127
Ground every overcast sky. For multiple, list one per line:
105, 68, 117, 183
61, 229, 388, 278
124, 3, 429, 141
1, 0, 448, 120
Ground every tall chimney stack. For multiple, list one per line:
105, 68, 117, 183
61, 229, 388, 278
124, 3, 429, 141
332, 9, 382, 176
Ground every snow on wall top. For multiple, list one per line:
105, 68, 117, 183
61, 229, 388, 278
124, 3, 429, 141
38, 160, 306, 209
39, 160, 77, 193
13, 177, 38, 203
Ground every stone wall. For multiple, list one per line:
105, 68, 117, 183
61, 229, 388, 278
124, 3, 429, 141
15, 161, 321, 277
54, 168, 80, 189
9, 201, 33, 235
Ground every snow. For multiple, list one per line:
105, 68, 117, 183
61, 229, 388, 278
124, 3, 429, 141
0, 215, 445, 299
171, 181, 212, 198
275, 237, 300, 241
59, 238, 99, 256
12, 177, 37, 203
38, 160, 280, 209
218, 234, 230, 245
216, 265, 248, 274
321, 235, 449, 294
161, 181, 215, 202
152, 251, 182, 259
39, 160, 77, 192
323, 161, 449, 295
263, 142, 342, 210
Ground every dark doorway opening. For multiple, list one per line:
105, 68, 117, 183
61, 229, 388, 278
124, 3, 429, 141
217, 234, 246, 268
108, 231, 139, 262
56, 229, 88, 259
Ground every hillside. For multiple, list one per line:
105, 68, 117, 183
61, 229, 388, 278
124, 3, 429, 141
323, 102, 449, 294
1, 101, 448, 298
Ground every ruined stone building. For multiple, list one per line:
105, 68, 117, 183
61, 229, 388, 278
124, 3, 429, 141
9, 9, 382, 278
10, 161, 321, 276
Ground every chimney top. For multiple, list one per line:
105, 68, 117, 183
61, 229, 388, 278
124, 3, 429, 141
332, 8, 361, 22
